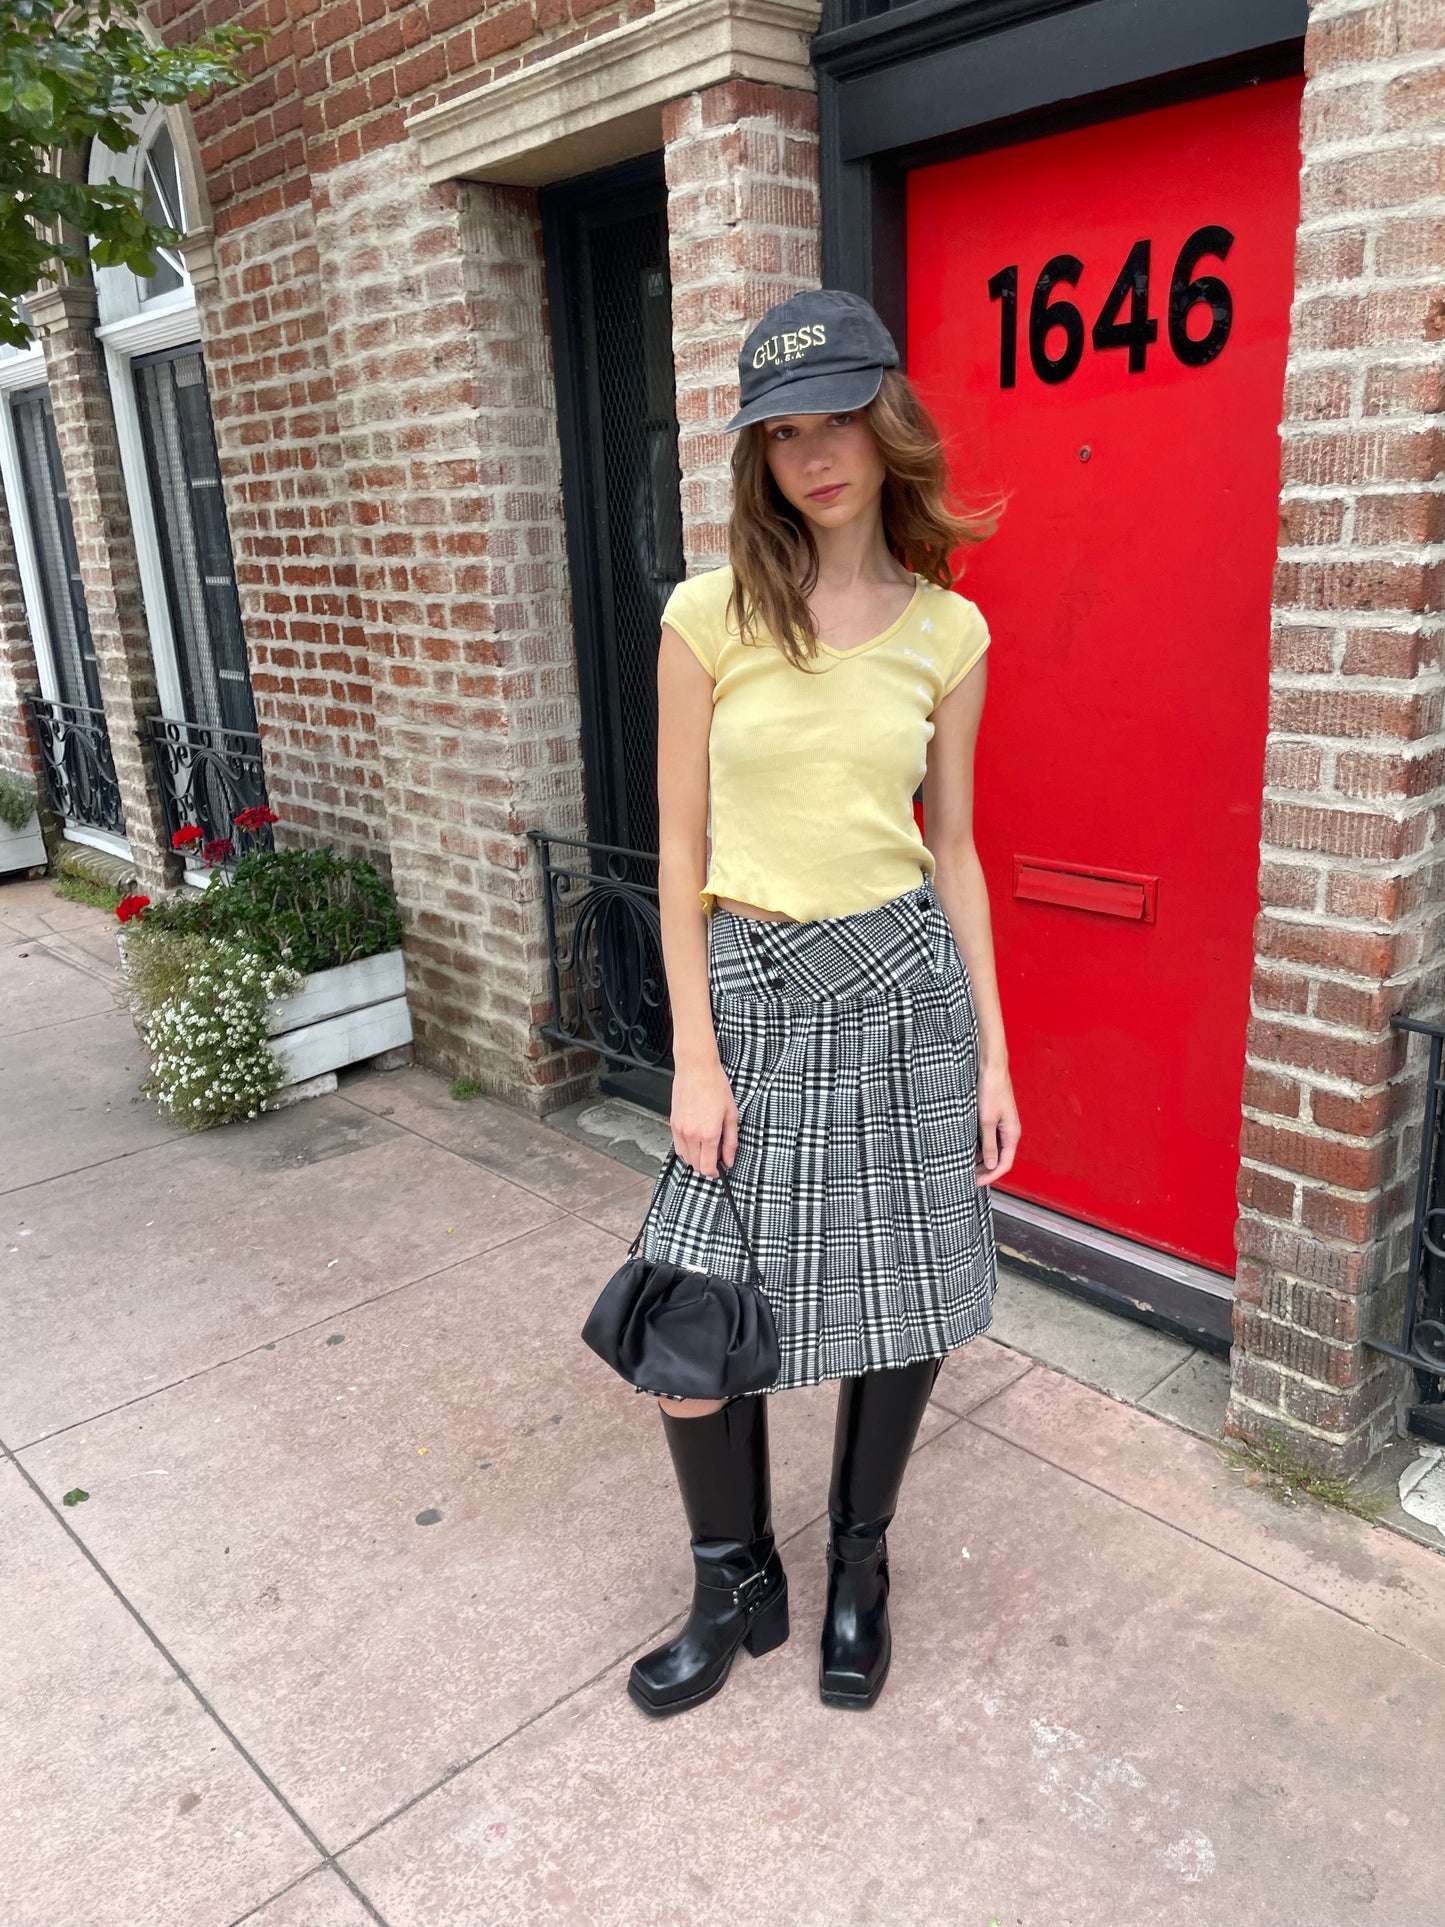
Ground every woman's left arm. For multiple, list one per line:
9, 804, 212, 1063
922, 653, 1021, 1184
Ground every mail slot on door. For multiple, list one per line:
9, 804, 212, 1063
1012, 856, 1159, 923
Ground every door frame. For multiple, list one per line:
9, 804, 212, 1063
815, 0, 1308, 360
95, 295, 209, 727
812, 0, 1309, 1350
0, 346, 132, 859
540, 149, 679, 857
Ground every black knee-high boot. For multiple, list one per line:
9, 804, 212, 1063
820, 1357, 941, 1709
628, 1393, 789, 1717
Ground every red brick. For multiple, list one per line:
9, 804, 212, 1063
1243, 1066, 1304, 1118
1238, 1164, 1298, 1221
1240, 1119, 1390, 1192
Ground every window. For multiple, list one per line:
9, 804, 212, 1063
137, 122, 187, 303
9, 387, 101, 710
90, 107, 194, 326
131, 344, 256, 737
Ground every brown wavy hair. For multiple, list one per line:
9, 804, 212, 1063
725, 366, 998, 672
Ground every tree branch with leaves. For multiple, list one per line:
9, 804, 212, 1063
0, 0, 267, 348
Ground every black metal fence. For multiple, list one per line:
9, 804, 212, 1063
1367, 1013, 1445, 1441
147, 714, 272, 855
528, 829, 675, 1074
25, 695, 125, 836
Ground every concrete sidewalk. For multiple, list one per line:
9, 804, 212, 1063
3, 873, 1443, 1927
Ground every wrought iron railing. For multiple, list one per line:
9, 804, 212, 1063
147, 714, 272, 856
1367, 1014, 1445, 1441
528, 830, 674, 1074
25, 695, 126, 836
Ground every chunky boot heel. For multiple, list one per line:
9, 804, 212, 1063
820, 1532, 891, 1708
819, 1359, 941, 1710
627, 1394, 788, 1719
741, 1572, 790, 1657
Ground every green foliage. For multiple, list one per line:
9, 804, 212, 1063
120, 923, 213, 1019
140, 845, 404, 975
1223, 1430, 1387, 1520
53, 872, 123, 911
450, 1075, 484, 1102
0, 767, 36, 830
62, 1487, 88, 1506
0, 0, 266, 348
120, 923, 301, 1131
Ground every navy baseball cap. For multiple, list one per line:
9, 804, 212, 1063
726, 288, 900, 432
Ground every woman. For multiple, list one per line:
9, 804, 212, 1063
628, 288, 1020, 1718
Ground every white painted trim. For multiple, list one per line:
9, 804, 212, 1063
94, 292, 203, 354
102, 325, 194, 720
268, 950, 408, 1034
406, 0, 820, 187
0, 811, 47, 874
63, 824, 134, 860
268, 995, 413, 1086
0, 367, 65, 705
0, 344, 47, 391
0, 381, 141, 852
90, 102, 195, 329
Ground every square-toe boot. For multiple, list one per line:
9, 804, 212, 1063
627, 1392, 789, 1717
819, 1357, 941, 1709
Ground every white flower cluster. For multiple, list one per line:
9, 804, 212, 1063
142, 945, 302, 1131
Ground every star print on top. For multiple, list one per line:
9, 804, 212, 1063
662, 564, 990, 922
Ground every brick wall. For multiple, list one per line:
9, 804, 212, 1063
310, 143, 584, 1091
149, 0, 592, 1094
663, 81, 822, 570
1227, 0, 1445, 1474
189, 200, 387, 860
154, 0, 659, 214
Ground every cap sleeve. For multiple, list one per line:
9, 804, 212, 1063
940, 596, 990, 697
661, 572, 724, 680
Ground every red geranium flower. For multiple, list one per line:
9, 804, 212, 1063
234, 805, 279, 833
171, 824, 204, 848
115, 895, 150, 923
202, 837, 233, 865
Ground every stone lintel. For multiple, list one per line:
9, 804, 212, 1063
405, 0, 821, 188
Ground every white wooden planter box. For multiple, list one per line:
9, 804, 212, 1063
0, 809, 47, 876
266, 947, 411, 1087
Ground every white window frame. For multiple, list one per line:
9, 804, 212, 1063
98, 299, 206, 729
90, 104, 207, 732
0, 345, 133, 858
90, 102, 251, 886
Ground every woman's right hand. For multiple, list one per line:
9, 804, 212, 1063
670, 1056, 740, 1179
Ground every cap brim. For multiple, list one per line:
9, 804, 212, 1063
724, 364, 886, 433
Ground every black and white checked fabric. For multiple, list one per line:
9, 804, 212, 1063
636, 874, 998, 1393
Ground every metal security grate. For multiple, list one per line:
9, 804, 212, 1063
132, 343, 258, 738
10, 386, 102, 711
545, 160, 685, 861
589, 221, 686, 866
542, 157, 686, 1092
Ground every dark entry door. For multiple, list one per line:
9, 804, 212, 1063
542, 153, 686, 860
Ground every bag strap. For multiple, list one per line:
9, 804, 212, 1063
627, 1145, 766, 1288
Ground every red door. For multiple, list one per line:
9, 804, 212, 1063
908, 77, 1303, 1273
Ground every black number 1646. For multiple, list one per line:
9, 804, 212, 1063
987, 226, 1235, 389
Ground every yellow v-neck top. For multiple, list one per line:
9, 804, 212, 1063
662, 563, 990, 923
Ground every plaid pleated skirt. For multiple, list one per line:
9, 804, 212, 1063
636, 872, 998, 1394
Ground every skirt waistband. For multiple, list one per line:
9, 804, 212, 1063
708, 875, 946, 1009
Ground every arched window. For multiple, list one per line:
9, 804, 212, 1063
90, 107, 192, 325
136, 121, 187, 303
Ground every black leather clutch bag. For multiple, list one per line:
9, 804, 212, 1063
582, 1146, 780, 1400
